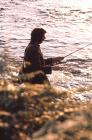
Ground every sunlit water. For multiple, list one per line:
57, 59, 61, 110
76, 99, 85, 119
0, 0, 92, 101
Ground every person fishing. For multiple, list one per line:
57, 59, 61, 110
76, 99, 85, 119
19, 28, 64, 84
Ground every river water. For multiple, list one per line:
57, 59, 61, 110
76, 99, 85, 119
0, 0, 92, 101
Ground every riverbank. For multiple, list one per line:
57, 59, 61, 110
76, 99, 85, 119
0, 78, 92, 140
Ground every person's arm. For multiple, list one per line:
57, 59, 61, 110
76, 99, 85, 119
44, 57, 64, 66
52, 57, 64, 64
43, 56, 64, 74
44, 58, 53, 65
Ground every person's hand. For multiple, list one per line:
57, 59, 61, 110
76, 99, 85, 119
59, 57, 64, 61
53, 57, 64, 64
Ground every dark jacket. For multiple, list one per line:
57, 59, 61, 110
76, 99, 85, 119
21, 43, 53, 74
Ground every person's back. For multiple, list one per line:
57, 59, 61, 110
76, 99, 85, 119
22, 43, 44, 73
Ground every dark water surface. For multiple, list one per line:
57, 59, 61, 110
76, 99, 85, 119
0, 0, 92, 101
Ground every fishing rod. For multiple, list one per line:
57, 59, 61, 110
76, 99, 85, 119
63, 43, 92, 59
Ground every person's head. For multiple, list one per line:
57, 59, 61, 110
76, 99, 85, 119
31, 28, 46, 44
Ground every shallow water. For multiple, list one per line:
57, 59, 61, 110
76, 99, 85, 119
0, 0, 92, 101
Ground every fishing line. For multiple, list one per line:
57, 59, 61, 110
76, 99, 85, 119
64, 43, 92, 59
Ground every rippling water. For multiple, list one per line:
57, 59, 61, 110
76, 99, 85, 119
0, 0, 92, 99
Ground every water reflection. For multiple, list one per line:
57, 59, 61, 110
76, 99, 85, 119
0, 0, 92, 101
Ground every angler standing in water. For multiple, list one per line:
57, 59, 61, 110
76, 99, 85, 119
19, 28, 64, 84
